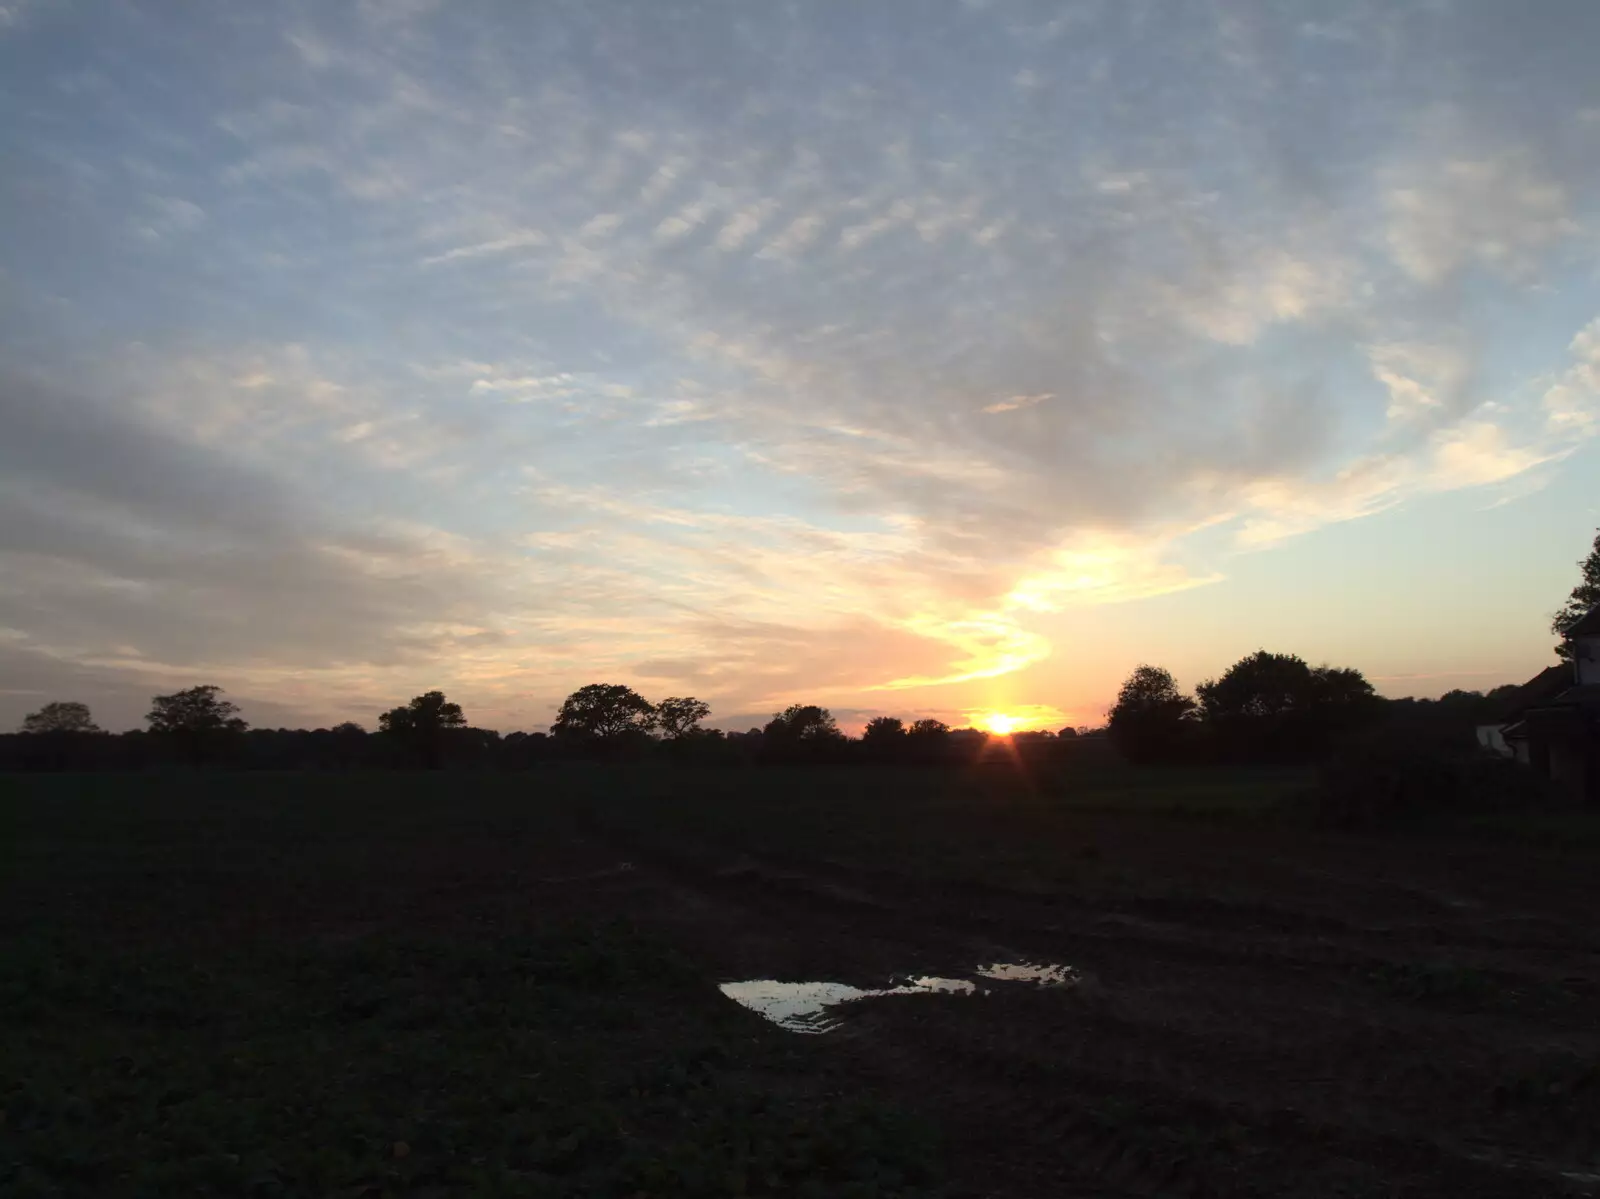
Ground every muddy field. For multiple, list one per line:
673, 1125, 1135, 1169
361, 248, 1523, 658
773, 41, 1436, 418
6, 767, 1600, 1197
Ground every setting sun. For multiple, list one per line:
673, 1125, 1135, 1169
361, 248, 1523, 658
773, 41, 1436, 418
982, 712, 1019, 736
967, 705, 1071, 735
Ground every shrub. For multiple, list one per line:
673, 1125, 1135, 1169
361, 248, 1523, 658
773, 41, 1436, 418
1305, 734, 1556, 828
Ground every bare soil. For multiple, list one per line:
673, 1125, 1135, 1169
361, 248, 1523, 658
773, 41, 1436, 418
581, 787, 1600, 1198
6, 767, 1600, 1197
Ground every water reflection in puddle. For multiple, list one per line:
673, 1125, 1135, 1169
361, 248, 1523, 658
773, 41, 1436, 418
976, 961, 1078, 986
719, 977, 975, 1034
721, 962, 1074, 1033
898, 976, 978, 994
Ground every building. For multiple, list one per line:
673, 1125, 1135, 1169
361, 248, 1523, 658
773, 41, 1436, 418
1477, 665, 1570, 761
1493, 605, 1600, 802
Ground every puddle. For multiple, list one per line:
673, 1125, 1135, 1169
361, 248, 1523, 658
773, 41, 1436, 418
898, 975, 978, 994
977, 961, 1078, 987
719, 976, 976, 1034
721, 962, 1073, 1033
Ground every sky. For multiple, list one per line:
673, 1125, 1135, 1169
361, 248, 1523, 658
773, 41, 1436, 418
2, 0, 1599, 735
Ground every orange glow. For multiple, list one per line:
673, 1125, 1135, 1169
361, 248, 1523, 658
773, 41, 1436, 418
966, 704, 1071, 735
981, 712, 1019, 735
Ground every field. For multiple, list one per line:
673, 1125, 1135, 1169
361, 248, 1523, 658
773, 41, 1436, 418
5, 765, 1600, 1197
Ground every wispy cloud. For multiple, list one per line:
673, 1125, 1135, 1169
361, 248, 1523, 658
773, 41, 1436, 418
422, 229, 547, 265
982, 392, 1053, 415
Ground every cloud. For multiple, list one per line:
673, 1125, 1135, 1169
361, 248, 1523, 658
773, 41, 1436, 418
1367, 340, 1475, 424
982, 392, 1053, 415
2, 1, 1600, 728
1385, 153, 1578, 284
757, 213, 824, 260
655, 197, 716, 242
1168, 248, 1348, 347
1226, 336, 1595, 547
422, 229, 547, 265
1428, 421, 1552, 488
715, 200, 777, 252
0, 367, 547, 725
1543, 318, 1600, 434
0, 0, 52, 33
134, 195, 206, 243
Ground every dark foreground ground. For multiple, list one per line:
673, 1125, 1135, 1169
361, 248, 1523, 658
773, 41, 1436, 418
5, 765, 1600, 1197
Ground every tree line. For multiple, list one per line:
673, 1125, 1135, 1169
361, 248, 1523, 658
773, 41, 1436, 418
1107, 652, 1385, 763
4, 660, 1509, 774
3, 682, 1054, 771
1105, 651, 1528, 765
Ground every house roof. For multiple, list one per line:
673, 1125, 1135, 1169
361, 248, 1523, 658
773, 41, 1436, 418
1531, 684, 1600, 715
1568, 603, 1600, 638
1492, 664, 1573, 722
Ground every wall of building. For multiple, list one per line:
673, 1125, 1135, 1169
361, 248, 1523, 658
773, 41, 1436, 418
1549, 737, 1588, 798
1475, 724, 1512, 757
1577, 635, 1600, 685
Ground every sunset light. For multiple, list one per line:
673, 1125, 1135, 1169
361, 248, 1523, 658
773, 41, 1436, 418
6, 8, 1599, 1195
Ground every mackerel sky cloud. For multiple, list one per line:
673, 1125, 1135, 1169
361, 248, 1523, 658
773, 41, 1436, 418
2, 1, 1598, 732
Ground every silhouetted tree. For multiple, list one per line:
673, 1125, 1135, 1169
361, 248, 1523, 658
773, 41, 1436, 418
902, 718, 951, 763
654, 696, 711, 739
379, 692, 464, 734
328, 720, 369, 768
1553, 528, 1600, 659
15, 701, 104, 770
20, 701, 101, 735
551, 684, 656, 741
147, 685, 248, 764
761, 704, 846, 763
378, 691, 465, 768
764, 704, 843, 742
1310, 665, 1384, 727
1056, 726, 1078, 739
148, 685, 246, 735
1198, 651, 1380, 761
1199, 653, 1306, 719
1108, 665, 1196, 764
862, 716, 907, 760
863, 716, 906, 743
